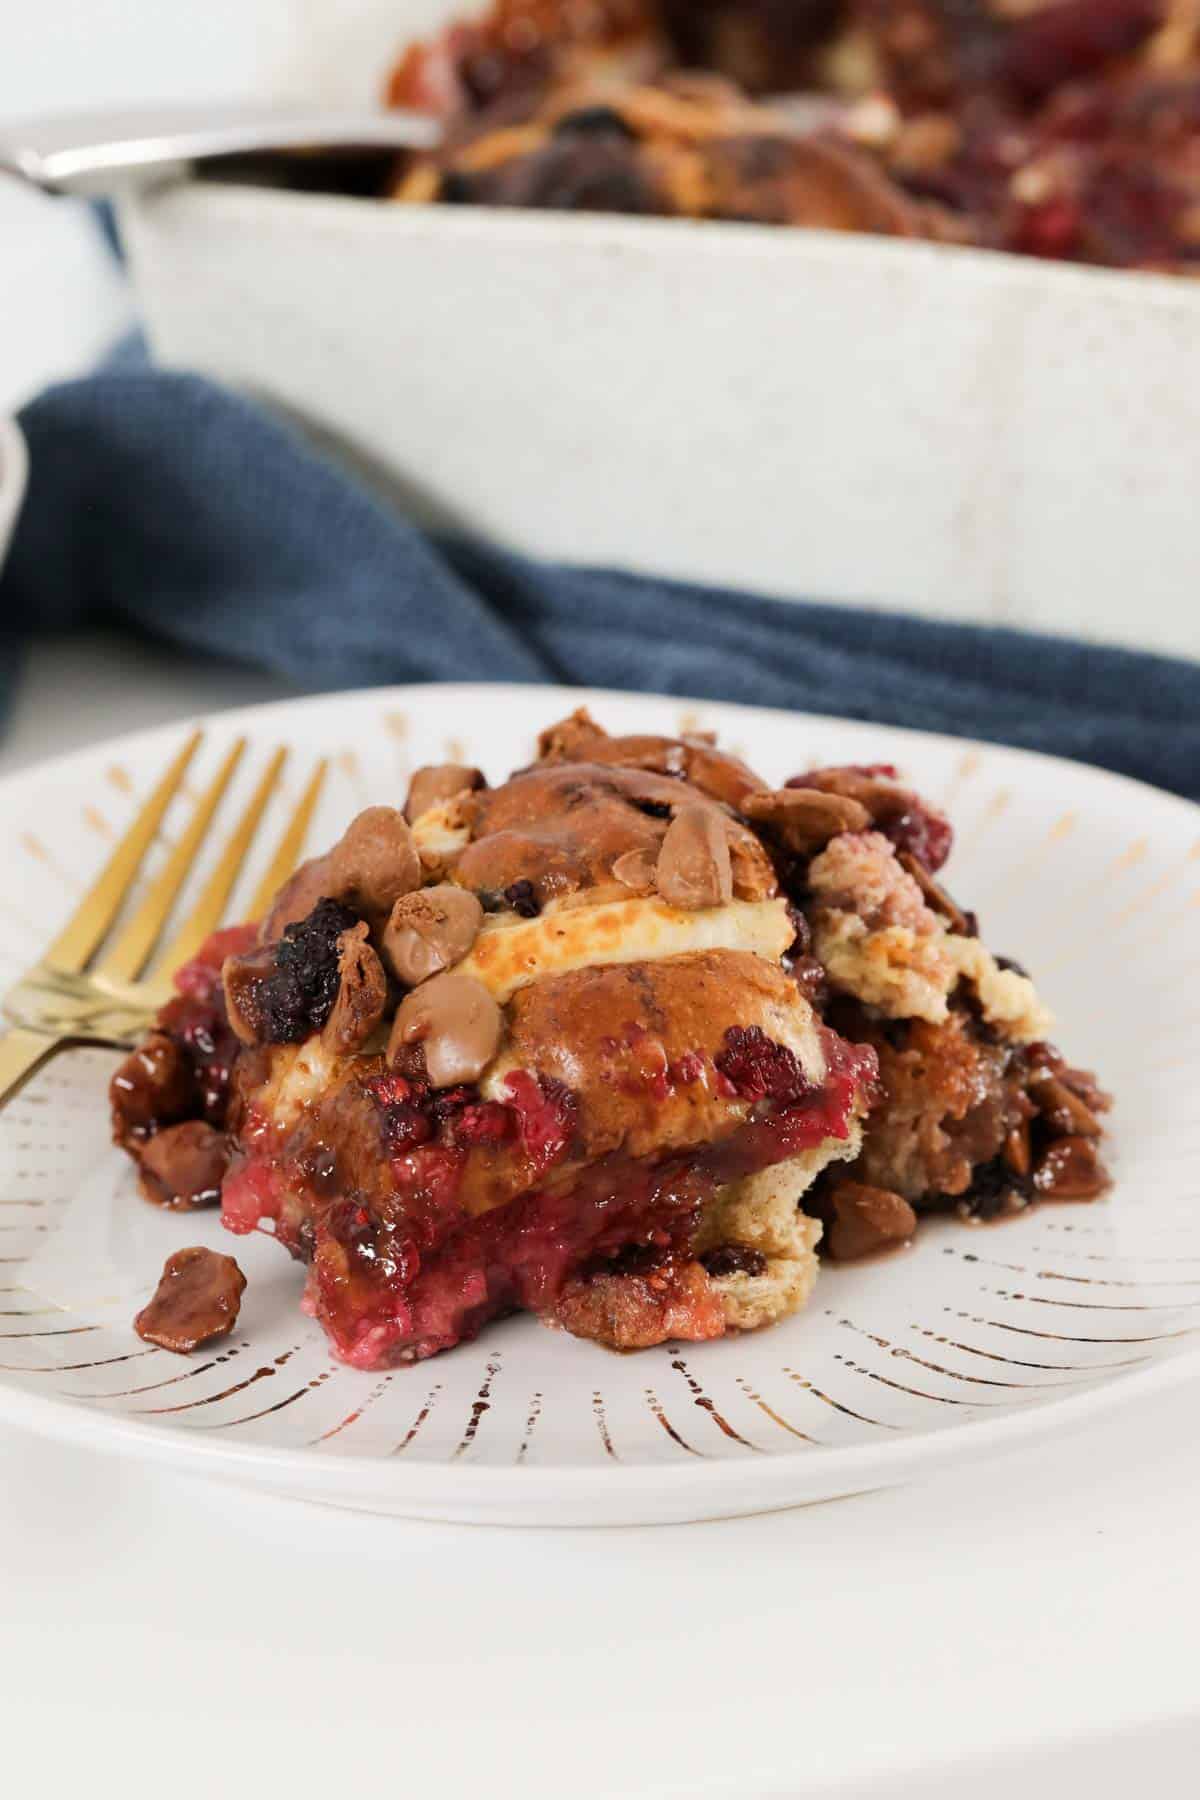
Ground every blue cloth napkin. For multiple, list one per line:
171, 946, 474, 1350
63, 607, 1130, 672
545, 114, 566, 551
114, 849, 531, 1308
3, 365, 1198, 801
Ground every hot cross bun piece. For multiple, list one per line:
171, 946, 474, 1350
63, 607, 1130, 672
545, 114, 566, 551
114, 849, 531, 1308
110, 708, 1108, 1368
387, 0, 1200, 274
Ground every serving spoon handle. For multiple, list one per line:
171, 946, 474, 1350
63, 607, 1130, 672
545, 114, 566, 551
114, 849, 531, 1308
0, 101, 441, 196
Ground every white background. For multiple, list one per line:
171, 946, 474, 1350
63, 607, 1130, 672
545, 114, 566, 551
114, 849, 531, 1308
2, 9, 1200, 1793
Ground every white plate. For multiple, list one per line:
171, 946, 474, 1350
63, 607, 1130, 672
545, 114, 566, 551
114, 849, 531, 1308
0, 683, 1196, 1527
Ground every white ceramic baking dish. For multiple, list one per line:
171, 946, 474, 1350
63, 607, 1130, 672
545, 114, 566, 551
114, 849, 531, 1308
120, 159, 1200, 661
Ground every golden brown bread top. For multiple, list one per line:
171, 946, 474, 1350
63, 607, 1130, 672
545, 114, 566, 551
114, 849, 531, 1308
245, 948, 826, 1220
489, 948, 823, 1169
454, 760, 777, 904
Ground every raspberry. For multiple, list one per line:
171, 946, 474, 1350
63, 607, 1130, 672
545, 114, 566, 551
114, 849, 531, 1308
454, 1102, 516, 1148
818, 1028, 881, 1103
883, 807, 954, 874
381, 1103, 433, 1152
503, 1071, 578, 1173
367, 1074, 415, 1109
671, 1052, 705, 1086
714, 1026, 812, 1104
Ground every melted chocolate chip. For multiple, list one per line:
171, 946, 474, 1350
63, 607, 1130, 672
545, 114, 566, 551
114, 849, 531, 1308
383, 885, 484, 987
137, 1121, 228, 1210
656, 805, 734, 909
330, 807, 421, 923
404, 763, 485, 823
134, 1247, 246, 1354
823, 1181, 918, 1260
322, 923, 389, 1055
389, 972, 503, 1088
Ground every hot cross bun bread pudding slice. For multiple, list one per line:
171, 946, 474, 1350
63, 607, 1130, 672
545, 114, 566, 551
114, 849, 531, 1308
110, 711, 1109, 1368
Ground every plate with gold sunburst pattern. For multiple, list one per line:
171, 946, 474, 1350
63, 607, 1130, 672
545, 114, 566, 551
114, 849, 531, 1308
0, 685, 1195, 1526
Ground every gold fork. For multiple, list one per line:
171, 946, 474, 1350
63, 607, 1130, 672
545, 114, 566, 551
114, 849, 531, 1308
0, 731, 328, 1110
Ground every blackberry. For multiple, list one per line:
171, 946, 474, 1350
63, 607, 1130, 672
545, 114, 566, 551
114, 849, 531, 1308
258, 898, 359, 1043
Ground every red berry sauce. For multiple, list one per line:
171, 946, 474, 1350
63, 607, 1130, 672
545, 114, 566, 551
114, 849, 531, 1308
220, 1033, 873, 1369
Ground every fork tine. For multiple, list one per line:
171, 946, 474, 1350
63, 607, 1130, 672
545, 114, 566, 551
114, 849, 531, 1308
146, 745, 288, 986
247, 757, 329, 923
45, 729, 203, 976
93, 737, 248, 984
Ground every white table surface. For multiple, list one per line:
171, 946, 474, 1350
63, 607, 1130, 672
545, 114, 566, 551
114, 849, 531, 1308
1, 645, 1199, 1800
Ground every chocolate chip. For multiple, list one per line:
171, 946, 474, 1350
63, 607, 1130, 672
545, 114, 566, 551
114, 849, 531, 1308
259, 851, 337, 943
536, 708, 607, 762
1003, 1120, 1033, 1179
389, 972, 503, 1088
611, 848, 658, 891
382, 885, 484, 987
1057, 1063, 1111, 1114
1029, 1074, 1103, 1139
137, 1120, 228, 1210
134, 1246, 246, 1354
109, 1031, 196, 1145
404, 763, 485, 823
788, 767, 953, 871
322, 922, 389, 1055
1033, 1136, 1110, 1199
742, 787, 871, 854
824, 1181, 918, 1260
655, 805, 734, 909
329, 807, 421, 922
221, 942, 279, 1046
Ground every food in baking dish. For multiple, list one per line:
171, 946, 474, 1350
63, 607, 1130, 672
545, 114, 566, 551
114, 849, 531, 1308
385, 0, 1200, 273
111, 711, 1109, 1368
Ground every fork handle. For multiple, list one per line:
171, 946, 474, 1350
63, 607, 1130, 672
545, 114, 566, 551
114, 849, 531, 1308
0, 1029, 61, 1110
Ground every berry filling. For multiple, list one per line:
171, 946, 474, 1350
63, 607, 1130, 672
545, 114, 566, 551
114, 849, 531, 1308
155, 923, 256, 1128
220, 1048, 867, 1368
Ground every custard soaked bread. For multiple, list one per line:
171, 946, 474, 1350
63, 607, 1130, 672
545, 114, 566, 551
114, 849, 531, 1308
111, 710, 1108, 1369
